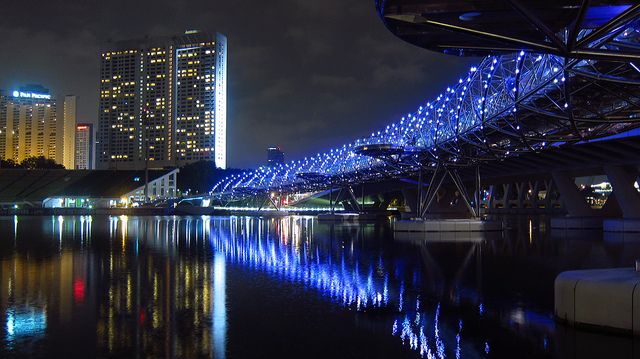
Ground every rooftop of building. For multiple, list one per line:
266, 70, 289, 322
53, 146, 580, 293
102, 30, 225, 52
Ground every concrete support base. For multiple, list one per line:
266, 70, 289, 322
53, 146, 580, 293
555, 268, 640, 335
604, 166, 640, 218
550, 217, 603, 230
604, 219, 640, 233
316, 213, 384, 223
317, 213, 359, 223
395, 231, 500, 243
550, 229, 601, 241
604, 231, 640, 244
394, 219, 502, 232
552, 171, 595, 217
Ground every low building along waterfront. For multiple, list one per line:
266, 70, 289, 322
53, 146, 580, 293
0, 169, 178, 209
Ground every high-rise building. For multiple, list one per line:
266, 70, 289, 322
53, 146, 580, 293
267, 146, 284, 167
74, 123, 93, 169
0, 88, 77, 167
97, 30, 227, 170
62, 95, 78, 169
0, 85, 61, 164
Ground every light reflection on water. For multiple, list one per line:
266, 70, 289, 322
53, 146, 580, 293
1, 215, 640, 358
208, 216, 485, 358
5, 307, 47, 345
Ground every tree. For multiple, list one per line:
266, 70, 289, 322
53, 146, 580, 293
0, 158, 17, 168
18, 156, 65, 169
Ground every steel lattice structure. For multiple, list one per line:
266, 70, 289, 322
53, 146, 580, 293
211, 3, 640, 202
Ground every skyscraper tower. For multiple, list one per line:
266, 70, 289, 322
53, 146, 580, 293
97, 30, 227, 170
62, 95, 78, 169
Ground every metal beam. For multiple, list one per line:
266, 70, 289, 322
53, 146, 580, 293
576, 4, 640, 49
385, 14, 560, 53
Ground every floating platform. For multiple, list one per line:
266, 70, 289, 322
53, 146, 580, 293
393, 219, 502, 232
550, 217, 603, 230
604, 219, 640, 233
555, 268, 640, 335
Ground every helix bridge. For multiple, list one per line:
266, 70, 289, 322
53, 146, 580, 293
211, 2, 640, 209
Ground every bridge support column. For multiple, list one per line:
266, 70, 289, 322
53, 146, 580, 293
344, 186, 362, 213
487, 185, 495, 209
501, 183, 512, 208
515, 182, 526, 208
604, 166, 640, 218
530, 181, 541, 208
551, 171, 595, 217
544, 180, 555, 209
402, 188, 418, 217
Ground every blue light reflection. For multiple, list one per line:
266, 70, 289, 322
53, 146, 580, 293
207, 217, 485, 358
5, 307, 47, 342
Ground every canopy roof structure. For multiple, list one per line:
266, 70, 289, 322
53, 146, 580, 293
378, 0, 639, 61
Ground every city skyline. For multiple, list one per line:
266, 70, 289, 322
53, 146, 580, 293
0, 0, 473, 169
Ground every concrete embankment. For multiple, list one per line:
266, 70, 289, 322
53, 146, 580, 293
555, 268, 640, 335
394, 218, 502, 232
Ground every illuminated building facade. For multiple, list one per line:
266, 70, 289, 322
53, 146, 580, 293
74, 123, 93, 169
97, 30, 227, 170
0, 85, 72, 165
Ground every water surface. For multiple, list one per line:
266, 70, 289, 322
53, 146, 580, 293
0, 215, 639, 358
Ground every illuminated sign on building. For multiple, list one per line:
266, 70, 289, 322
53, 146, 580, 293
11, 90, 51, 100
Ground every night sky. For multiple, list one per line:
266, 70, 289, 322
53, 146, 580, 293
0, 0, 476, 168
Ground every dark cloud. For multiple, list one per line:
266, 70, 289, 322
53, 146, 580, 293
0, 0, 476, 168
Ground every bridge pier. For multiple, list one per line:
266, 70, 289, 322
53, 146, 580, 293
395, 166, 502, 233
550, 171, 602, 230
603, 166, 640, 232
401, 188, 419, 217
604, 166, 640, 218
485, 179, 561, 215
551, 172, 595, 217
317, 184, 394, 222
